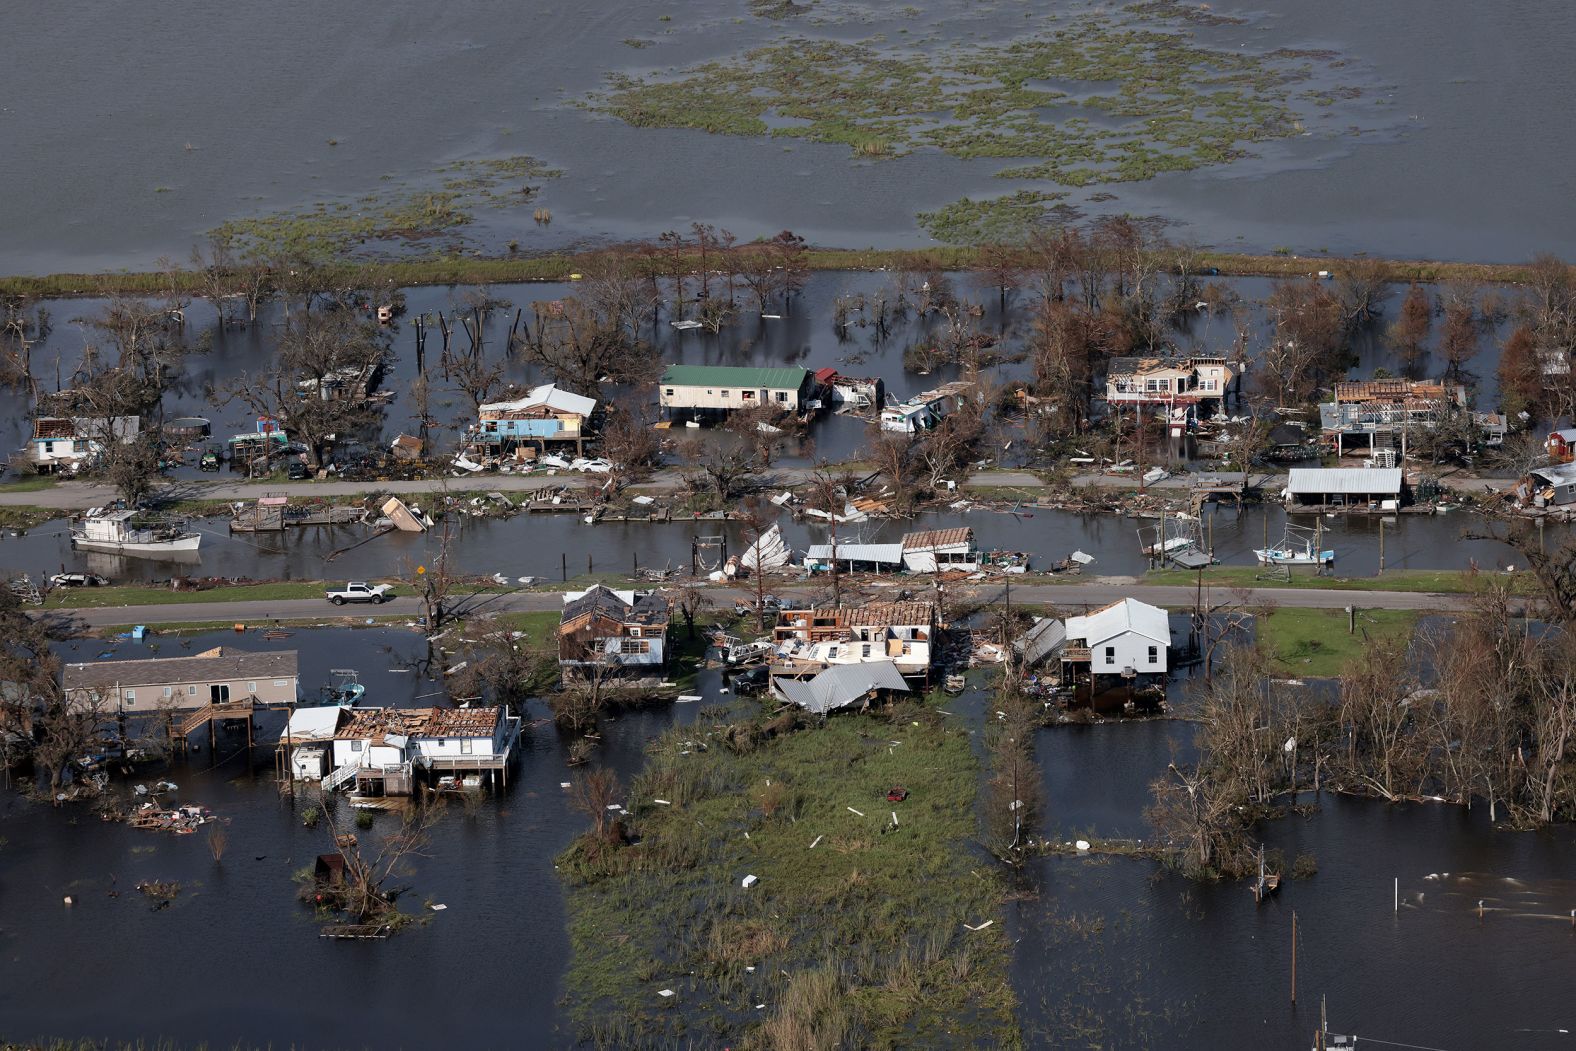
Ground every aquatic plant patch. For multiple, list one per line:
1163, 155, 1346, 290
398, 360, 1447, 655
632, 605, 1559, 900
557, 711, 1017, 1047
208, 156, 561, 261
588, 8, 1366, 240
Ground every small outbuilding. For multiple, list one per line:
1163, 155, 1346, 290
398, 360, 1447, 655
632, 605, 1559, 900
1283, 467, 1404, 509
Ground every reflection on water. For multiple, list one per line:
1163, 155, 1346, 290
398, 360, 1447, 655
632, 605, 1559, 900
3, 628, 1575, 1048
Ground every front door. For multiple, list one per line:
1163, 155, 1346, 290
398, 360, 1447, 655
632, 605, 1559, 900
210, 684, 230, 704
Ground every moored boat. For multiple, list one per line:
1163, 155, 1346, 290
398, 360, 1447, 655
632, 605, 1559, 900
71, 510, 202, 558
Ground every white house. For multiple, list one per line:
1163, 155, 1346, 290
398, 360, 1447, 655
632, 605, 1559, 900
1105, 356, 1234, 410
880, 381, 973, 434
26, 416, 140, 473
658, 365, 813, 416
900, 528, 979, 572
772, 660, 910, 715
327, 706, 521, 794
1063, 598, 1172, 676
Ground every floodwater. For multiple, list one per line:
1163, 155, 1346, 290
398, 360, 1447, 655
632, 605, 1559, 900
3, 627, 1573, 1048
1, 0, 1573, 273
1, 498, 1567, 588
0, 266, 1530, 482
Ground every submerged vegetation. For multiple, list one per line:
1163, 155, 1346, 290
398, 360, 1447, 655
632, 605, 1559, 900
207, 155, 561, 261
589, 7, 1368, 238
558, 708, 1017, 1048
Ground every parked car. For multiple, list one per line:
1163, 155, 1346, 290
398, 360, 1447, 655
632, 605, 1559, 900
287, 460, 311, 481
325, 582, 393, 605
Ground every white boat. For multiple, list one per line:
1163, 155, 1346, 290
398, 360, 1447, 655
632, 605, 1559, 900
1255, 523, 1333, 567
71, 510, 202, 558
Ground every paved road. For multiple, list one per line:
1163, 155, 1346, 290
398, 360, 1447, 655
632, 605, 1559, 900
0, 466, 1515, 511
55, 578, 1478, 630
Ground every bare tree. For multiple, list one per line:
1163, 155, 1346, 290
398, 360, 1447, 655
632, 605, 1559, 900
220, 309, 388, 468
311, 789, 442, 925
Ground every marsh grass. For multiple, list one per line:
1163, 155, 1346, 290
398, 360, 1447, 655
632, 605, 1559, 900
557, 707, 1018, 1047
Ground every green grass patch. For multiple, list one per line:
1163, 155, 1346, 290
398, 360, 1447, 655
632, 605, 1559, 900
558, 710, 1016, 1047
1257, 607, 1419, 678
0, 246, 1548, 301
1143, 566, 1528, 594
0, 474, 59, 494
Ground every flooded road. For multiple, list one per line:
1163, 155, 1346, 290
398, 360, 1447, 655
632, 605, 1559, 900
2, 498, 1565, 588
2, 627, 1573, 1047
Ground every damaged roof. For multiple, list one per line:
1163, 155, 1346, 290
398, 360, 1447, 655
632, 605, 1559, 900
335, 706, 500, 740
560, 584, 671, 627
775, 660, 910, 715
902, 527, 974, 550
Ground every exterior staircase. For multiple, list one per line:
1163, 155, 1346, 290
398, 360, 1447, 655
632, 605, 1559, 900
322, 762, 362, 793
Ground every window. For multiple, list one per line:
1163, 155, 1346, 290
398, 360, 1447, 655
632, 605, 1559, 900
163, 686, 173, 698
722, 389, 731, 398
776, 392, 788, 403
437, 739, 447, 747
862, 644, 872, 658
1148, 646, 1158, 664
210, 684, 230, 703
1105, 647, 1116, 665
248, 682, 257, 694
188, 685, 197, 696
629, 627, 641, 637
351, 740, 363, 752
619, 639, 651, 655
665, 388, 675, 397
124, 689, 136, 703
273, 680, 288, 687
460, 739, 473, 755
742, 390, 756, 400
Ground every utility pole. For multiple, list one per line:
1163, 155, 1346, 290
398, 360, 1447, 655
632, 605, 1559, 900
1291, 910, 1298, 1004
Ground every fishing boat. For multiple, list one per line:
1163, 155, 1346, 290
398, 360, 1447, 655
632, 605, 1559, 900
71, 510, 201, 557
1252, 848, 1281, 903
1255, 522, 1333, 567
315, 669, 366, 707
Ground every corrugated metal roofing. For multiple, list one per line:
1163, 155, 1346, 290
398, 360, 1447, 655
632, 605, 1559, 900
1285, 467, 1403, 495
775, 660, 910, 714
659, 365, 808, 390
804, 543, 904, 564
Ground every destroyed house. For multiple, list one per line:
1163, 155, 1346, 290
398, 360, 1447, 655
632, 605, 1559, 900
659, 365, 813, 416
773, 660, 910, 715
328, 705, 521, 794
1521, 462, 1576, 507
472, 384, 597, 455
814, 368, 885, 411
558, 585, 672, 671
26, 416, 139, 472
1318, 379, 1469, 455
900, 528, 979, 572
63, 648, 299, 713
1105, 356, 1233, 408
772, 602, 938, 686
880, 381, 973, 434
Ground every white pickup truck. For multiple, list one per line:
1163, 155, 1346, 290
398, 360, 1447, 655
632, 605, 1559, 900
326, 581, 394, 605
